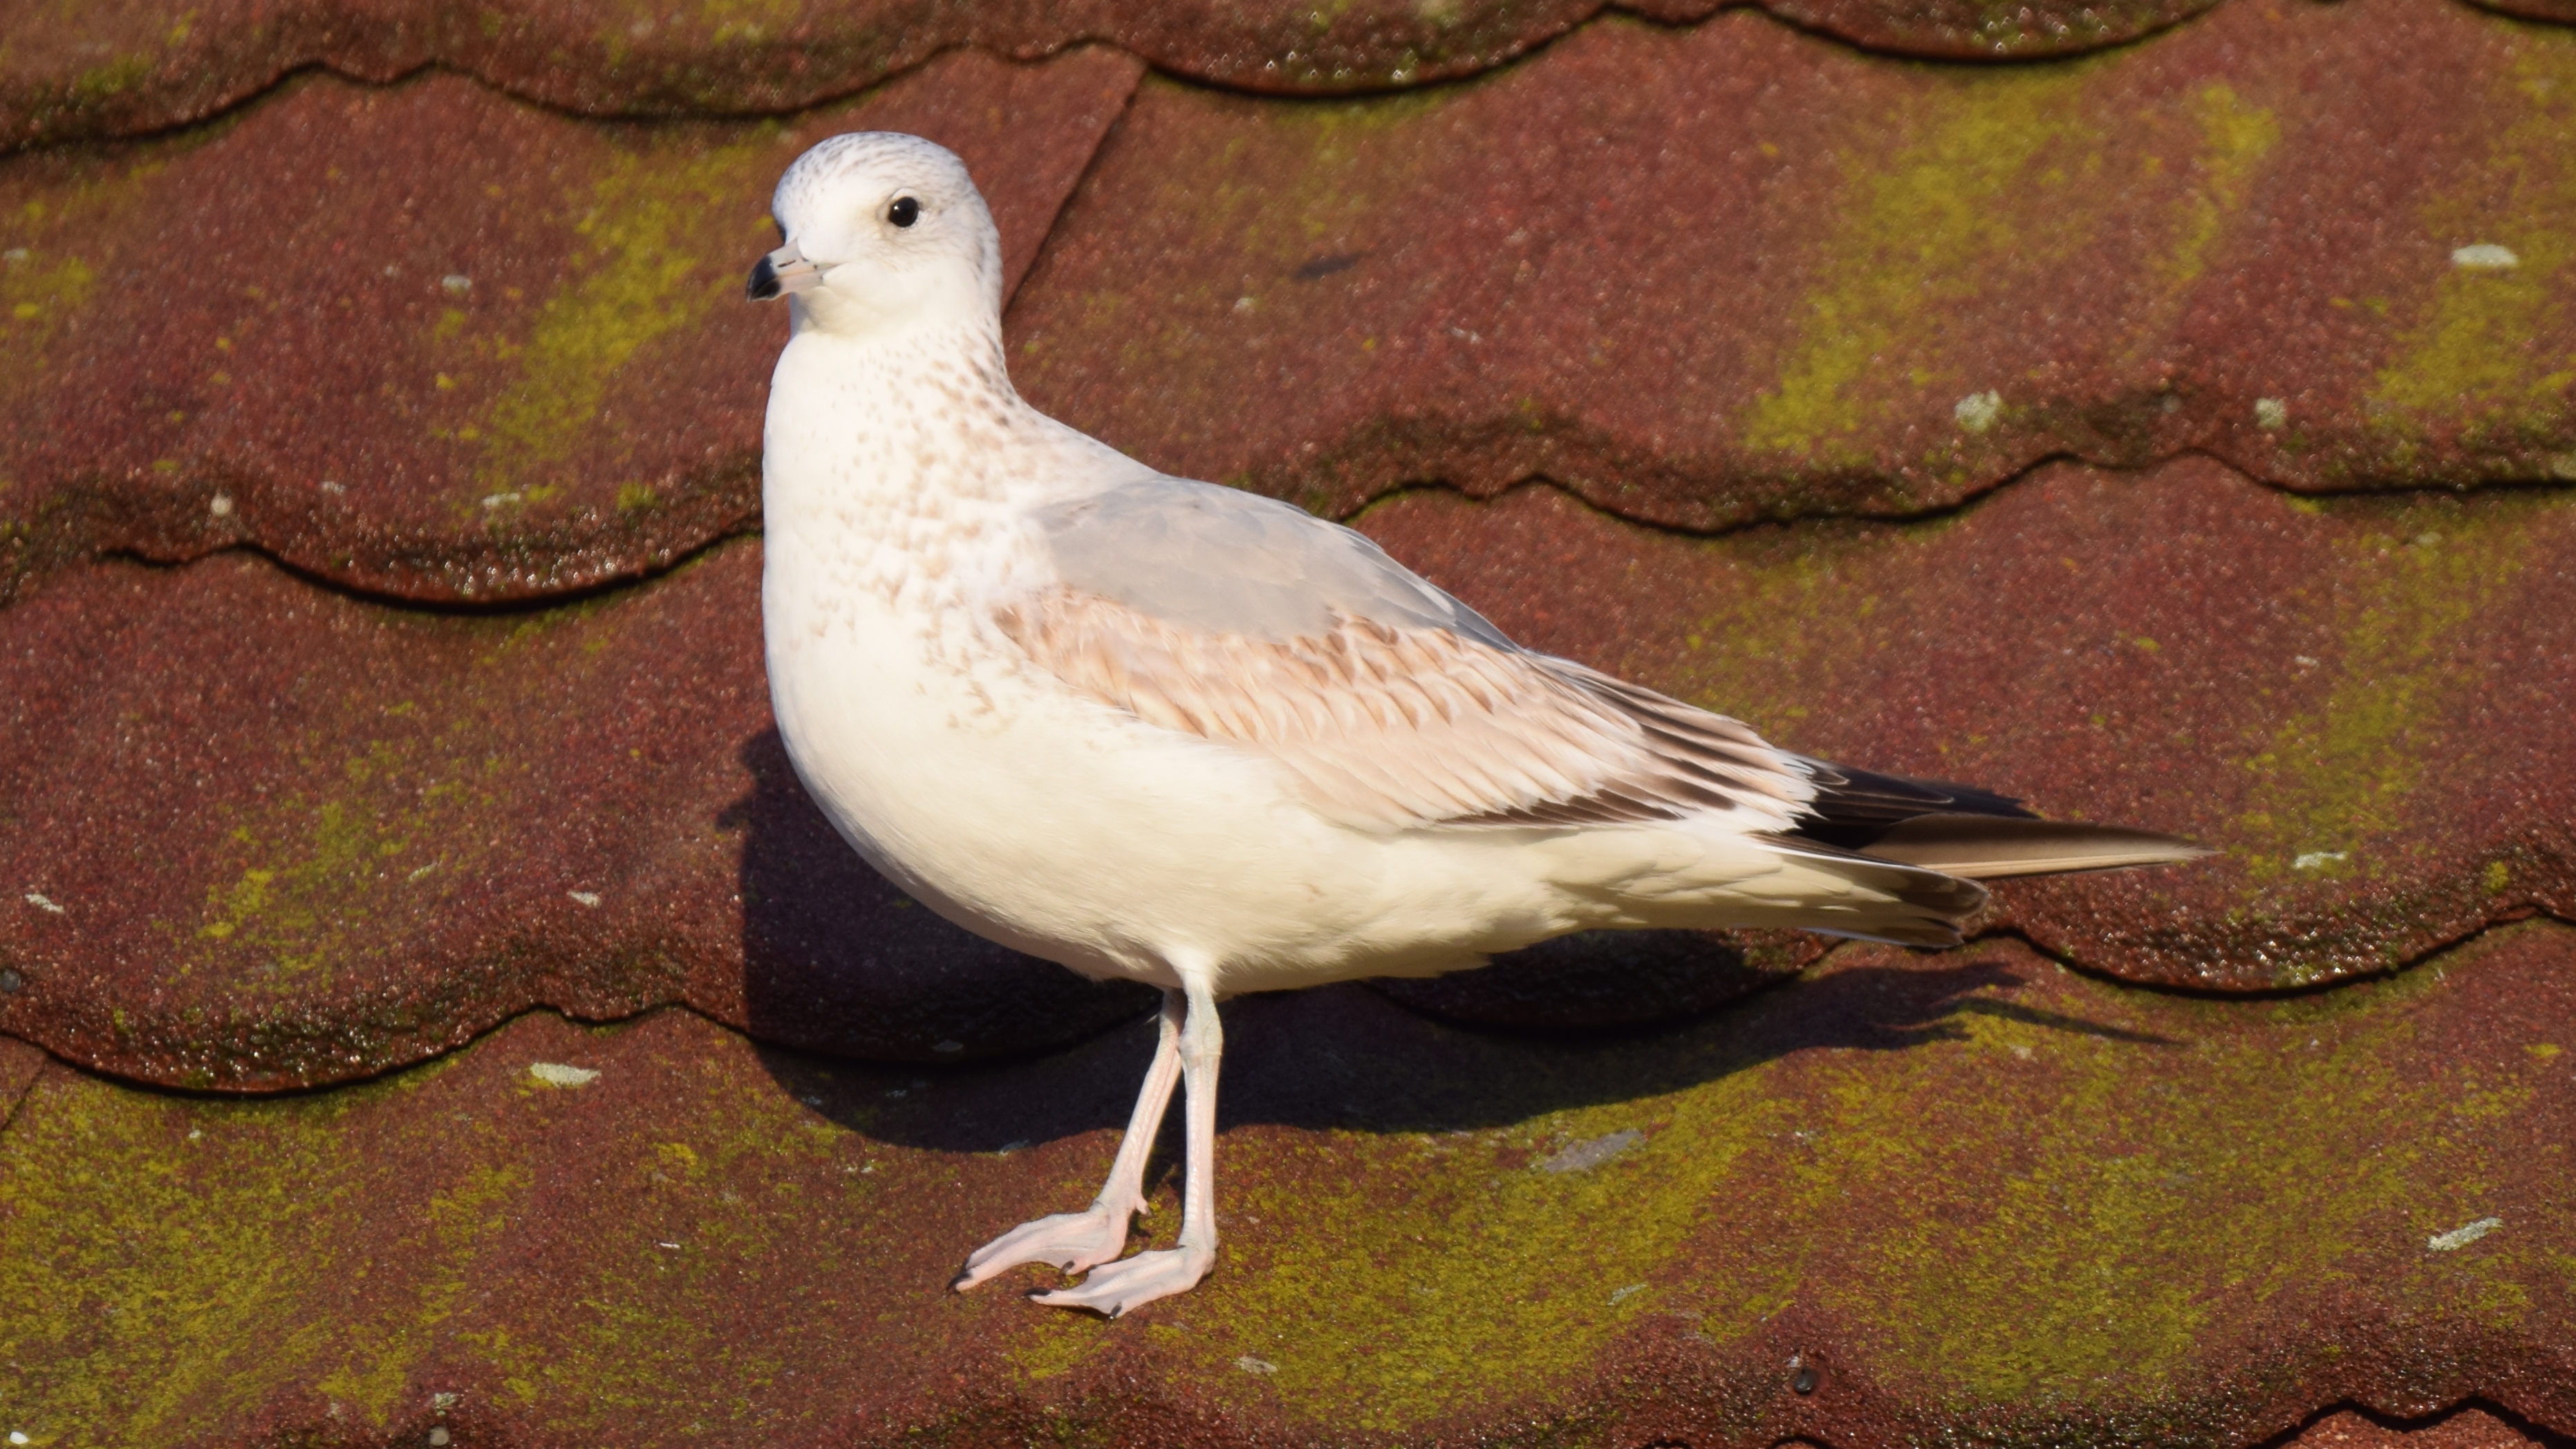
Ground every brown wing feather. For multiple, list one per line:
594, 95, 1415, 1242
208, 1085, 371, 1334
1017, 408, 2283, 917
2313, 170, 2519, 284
997, 588, 1813, 834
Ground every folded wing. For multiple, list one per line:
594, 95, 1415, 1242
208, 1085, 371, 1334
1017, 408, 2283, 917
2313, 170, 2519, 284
1007, 477, 2205, 884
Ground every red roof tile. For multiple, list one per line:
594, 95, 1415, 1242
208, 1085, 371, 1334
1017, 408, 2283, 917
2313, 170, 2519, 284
3, 928, 2573, 1443
0, 545, 1151, 1089
0, 46, 1139, 606
6, 0, 2576, 1434
1363, 460, 2576, 991
0, 0, 2253, 155
1011, 2, 2576, 532
8, 456, 2564, 1087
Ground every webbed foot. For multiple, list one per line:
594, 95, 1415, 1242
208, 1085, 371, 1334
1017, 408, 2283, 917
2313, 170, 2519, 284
1030, 1243, 1213, 1317
953, 1202, 1137, 1291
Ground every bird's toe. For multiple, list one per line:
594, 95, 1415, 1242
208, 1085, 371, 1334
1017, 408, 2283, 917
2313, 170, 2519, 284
953, 1204, 1136, 1291
1029, 1244, 1212, 1317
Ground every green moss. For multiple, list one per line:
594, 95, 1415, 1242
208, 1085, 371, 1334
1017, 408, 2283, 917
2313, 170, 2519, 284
2370, 41, 2576, 440
2232, 499, 2541, 883
175, 737, 497, 1000
471, 139, 778, 500
0, 1063, 419, 1445
2162, 84, 2280, 290
1653, 518, 1929, 749
1128, 1083, 1786, 1431
458, 1053, 875, 1435
3, 156, 169, 403
70, 55, 153, 106
1738, 68, 2103, 462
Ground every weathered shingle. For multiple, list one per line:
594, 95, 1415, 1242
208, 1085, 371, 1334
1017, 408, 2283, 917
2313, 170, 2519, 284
0, 544, 1152, 1088
1011, 3, 2576, 530
3, 930, 2572, 1445
0, 47, 1140, 606
0, 0, 2257, 153
6, 0, 2576, 1438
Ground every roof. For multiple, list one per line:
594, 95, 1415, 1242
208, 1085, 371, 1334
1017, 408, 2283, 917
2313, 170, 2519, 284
4, 0, 2576, 1439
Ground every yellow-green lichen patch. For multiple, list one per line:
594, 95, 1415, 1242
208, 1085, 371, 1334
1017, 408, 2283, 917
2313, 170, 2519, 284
1681, 935, 2554, 1414
1139, 1072, 1786, 1432
2369, 37, 2576, 451
2158, 84, 2282, 292
171, 724, 511, 1004
1737, 64, 2107, 465
0, 1056, 450, 1446
460, 133, 782, 506
2229, 494, 2544, 884
1648, 518, 1932, 750
1802, 995, 2433, 1401
0, 156, 171, 402
459, 1058, 853, 1426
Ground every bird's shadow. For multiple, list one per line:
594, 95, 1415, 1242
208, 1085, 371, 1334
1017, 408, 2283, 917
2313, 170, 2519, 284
727, 732, 2175, 1162
723, 729, 1159, 1063
756, 939, 2176, 1162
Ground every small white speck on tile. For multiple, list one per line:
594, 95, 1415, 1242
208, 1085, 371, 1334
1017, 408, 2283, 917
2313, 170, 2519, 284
1537, 1128, 1644, 1175
2293, 850, 2349, 870
208, 493, 234, 518
1608, 1283, 1646, 1305
480, 492, 521, 510
429, 1394, 458, 1412
567, 890, 601, 908
1233, 296, 1256, 312
1954, 390, 2003, 433
528, 1062, 600, 1088
2010, 1044, 2035, 1060
2293, 655, 2320, 668
408, 863, 438, 882
429, 1428, 451, 1447
2428, 1216, 2503, 1251
2, 247, 27, 264
11, 1431, 30, 1445
320, 479, 344, 494
655, 1241, 682, 1250
2255, 398, 2288, 430
1235, 1356, 1278, 1374
23, 892, 64, 914
997, 1139, 1030, 1156
442, 274, 473, 294
2450, 243, 2519, 270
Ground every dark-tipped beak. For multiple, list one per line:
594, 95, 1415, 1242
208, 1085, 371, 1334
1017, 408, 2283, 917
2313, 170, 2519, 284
746, 242, 823, 301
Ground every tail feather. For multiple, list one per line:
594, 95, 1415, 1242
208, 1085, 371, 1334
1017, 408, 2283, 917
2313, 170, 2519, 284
1854, 813, 2213, 880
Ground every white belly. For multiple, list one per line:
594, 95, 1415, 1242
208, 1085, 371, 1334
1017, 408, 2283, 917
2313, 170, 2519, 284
763, 555, 1801, 994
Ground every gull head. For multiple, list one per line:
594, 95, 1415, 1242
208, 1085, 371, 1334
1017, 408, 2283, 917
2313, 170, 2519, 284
747, 133, 1003, 340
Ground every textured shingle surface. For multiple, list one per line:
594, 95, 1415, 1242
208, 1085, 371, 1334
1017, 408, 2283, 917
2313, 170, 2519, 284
0, 0, 2242, 152
0, 46, 1139, 606
5, 0, 2576, 1438
3, 931, 2573, 1446
1010, 1, 2576, 533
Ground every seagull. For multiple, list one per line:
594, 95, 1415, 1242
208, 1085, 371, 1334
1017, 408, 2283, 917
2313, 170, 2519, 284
747, 133, 2205, 1316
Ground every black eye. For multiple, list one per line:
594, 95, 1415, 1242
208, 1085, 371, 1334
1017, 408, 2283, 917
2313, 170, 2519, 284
888, 196, 920, 228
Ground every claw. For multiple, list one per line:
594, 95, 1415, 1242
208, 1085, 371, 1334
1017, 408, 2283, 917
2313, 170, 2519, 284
1030, 1244, 1213, 1317
953, 1202, 1137, 1291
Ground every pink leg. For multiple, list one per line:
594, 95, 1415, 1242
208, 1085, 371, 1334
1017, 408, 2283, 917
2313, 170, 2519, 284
1032, 973, 1222, 1316
954, 989, 1183, 1291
